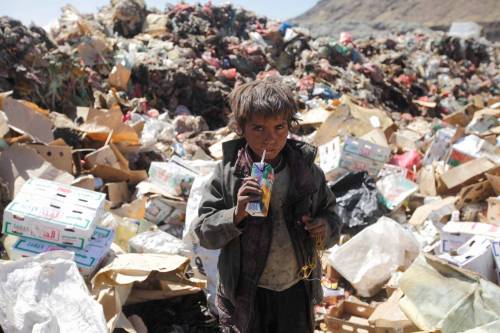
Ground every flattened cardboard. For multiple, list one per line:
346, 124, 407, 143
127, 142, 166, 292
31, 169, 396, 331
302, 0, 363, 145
25, 142, 73, 174
299, 107, 332, 126
443, 110, 470, 127
440, 157, 496, 192
409, 197, 458, 226
0, 144, 74, 200
2, 97, 53, 143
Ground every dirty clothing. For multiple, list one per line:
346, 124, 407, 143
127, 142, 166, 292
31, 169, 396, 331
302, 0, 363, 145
258, 163, 302, 291
194, 138, 338, 333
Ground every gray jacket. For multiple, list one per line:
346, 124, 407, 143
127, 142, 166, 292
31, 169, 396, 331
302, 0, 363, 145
194, 138, 338, 332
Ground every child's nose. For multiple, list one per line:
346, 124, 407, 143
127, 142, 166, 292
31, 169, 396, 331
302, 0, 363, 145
263, 130, 277, 143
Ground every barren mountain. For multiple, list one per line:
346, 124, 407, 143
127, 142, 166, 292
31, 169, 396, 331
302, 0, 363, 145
292, 0, 500, 40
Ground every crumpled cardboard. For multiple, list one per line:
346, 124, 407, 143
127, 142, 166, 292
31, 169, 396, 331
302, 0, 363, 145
91, 253, 205, 332
313, 97, 393, 146
85, 143, 147, 184
79, 105, 139, 144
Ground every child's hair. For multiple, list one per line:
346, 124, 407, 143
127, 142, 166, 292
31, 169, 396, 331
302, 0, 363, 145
228, 78, 299, 134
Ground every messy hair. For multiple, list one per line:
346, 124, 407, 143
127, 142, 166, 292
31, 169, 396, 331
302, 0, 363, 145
228, 78, 299, 134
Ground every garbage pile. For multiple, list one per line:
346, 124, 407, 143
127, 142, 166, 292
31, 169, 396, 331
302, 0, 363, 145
0, 1, 499, 332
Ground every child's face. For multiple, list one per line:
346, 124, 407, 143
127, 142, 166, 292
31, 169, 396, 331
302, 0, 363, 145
241, 113, 288, 162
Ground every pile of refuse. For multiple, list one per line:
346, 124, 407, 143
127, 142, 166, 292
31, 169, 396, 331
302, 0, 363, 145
0, 1, 499, 333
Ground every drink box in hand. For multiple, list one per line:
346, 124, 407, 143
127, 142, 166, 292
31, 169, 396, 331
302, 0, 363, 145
245, 150, 274, 217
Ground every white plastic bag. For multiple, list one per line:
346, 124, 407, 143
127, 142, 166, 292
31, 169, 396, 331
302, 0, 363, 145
129, 230, 187, 256
0, 251, 107, 333
328, 217, 420, 297
182, 161, 220, 313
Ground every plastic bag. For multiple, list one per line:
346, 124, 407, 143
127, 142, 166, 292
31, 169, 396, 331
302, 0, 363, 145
182, 161, 219, 313
0, 251, 107, 333
129, 230, 187, 256
329, 172, 385, 232
328, 217, 420, 297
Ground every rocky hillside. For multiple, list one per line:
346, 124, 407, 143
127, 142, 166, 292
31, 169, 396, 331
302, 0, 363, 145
292, 0, 500, 40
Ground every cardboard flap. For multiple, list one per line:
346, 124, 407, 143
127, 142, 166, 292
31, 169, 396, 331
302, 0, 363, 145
2, 97, 54, 144
25, 143, 73, 174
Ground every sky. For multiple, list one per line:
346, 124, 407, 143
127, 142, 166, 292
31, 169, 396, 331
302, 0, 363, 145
2, 0, 317, 28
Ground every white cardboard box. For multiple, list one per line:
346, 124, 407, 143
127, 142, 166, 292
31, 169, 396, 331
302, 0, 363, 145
148, 157, 197, 197
492, 241, 500, 283
10, 227, 114, 277
145, 196, 176, 224
17, 178, 105, 211
319, 136, 391, 181
2, 179, 105, 249
439, 235, 497, 282
440, 222, 500, 250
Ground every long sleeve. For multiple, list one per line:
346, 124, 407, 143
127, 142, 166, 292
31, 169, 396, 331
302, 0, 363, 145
193, 162, 242, 249
311, 166, 339, 249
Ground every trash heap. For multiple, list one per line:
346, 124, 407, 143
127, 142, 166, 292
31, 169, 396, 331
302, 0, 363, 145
0, 1, 499, 332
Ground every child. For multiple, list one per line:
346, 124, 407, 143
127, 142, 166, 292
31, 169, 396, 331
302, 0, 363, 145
194, 79, 338, 333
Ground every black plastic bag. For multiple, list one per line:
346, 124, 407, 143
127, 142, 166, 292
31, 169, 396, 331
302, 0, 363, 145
329, 171, 385, 233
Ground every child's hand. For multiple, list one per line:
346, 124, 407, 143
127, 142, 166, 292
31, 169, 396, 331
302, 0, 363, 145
234, 177, 262, 225
301, 215, 327, 239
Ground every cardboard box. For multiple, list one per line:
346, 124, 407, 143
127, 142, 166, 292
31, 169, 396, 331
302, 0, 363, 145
319, 136, 391, 181
148, 157, 197, 197
145, 196, 176, 224
491, 241, 500, 283
438, 235, 497, 282
2, 179, 105, 249
487, 197, 500, 226
17, 178, 105, 211
10, 227, 114, 276
368, 290, 420, 333
440, 222, 500, 251
440, 157, 496, 192
325, 301, 375, 333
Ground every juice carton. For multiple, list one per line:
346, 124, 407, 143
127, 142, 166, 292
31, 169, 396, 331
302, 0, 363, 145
245, 162, 274, 217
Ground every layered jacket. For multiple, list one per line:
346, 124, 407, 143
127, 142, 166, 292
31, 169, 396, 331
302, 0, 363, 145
194, 138, 338, 332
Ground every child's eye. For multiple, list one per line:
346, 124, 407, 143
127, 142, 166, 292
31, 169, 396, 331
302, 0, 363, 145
276, 125, 285, 130
253, 126, 264, 132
